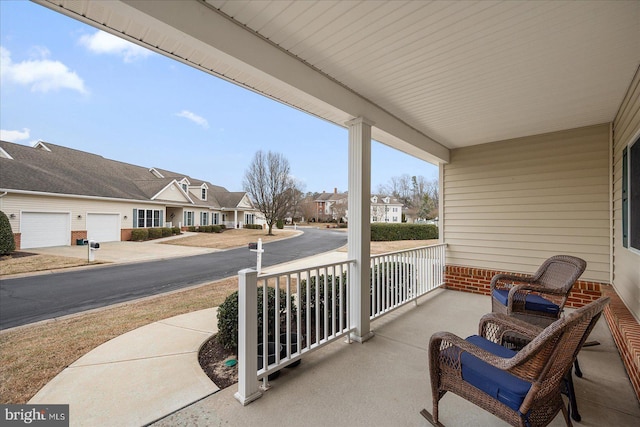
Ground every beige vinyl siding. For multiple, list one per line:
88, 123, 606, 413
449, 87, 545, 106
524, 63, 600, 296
156, 185, 190, 202
443, 124, 610, 282
613, 65, 640, 321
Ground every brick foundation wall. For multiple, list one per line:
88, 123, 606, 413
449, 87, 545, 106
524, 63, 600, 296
71, 230, 87, 245
121, 229, 132, 242
602, 286, 640, 402
444, 265, 603, 308
13, 233, 21, 251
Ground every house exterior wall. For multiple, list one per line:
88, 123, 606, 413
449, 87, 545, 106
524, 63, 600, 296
612, 66, 640, 321
157, 185, 191, 202
443, 123, 611, 284
0, 193, 168, 248
370, 203, 403, 223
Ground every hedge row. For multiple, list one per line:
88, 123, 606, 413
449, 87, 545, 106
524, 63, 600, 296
370, 223, 438, 241
131, 227, 180, 241
244, 224, 263, 230
188, 225, 225, 233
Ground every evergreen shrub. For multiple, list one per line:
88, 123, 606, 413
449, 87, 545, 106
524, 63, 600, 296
0, 211, 16, 255
217, 286, 296, 351
148, 228, 162, 239
131, 229, 149, 241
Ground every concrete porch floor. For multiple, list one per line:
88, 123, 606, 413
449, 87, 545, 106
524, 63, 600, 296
153, 289, 640, 427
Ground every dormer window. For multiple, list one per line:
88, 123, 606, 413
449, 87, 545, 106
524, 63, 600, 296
201, 188, 207, 200
182, 183, 188, 192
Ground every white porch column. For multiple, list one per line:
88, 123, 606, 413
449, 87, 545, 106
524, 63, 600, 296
234, 268, 262, 405
438, 163, 444, 244
234, 210, 239, 228
346, 117, 374, 343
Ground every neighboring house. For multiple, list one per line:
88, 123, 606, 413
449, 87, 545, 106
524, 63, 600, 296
314, 189, 348, 222
369, 195, 403, 223
0, 140, 263, 249
314, 190, 403, 224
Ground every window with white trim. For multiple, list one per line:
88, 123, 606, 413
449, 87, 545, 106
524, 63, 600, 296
185, 211, 195, 226
624, 137, 640, 251
201, 212, 209, 226
137, 209, 162, 228
201, 188, 206, 200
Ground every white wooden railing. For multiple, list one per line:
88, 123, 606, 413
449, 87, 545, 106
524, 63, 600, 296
370, 243, 447, 320
234, 243, 446, 405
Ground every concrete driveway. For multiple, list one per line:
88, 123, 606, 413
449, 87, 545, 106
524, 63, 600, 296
30, 233, 221, 264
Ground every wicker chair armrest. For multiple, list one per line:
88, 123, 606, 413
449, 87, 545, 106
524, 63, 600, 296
478, 313, 543, 343
429, 331, 516, 371
490, 273, 535, 291
510, 283, 567, 297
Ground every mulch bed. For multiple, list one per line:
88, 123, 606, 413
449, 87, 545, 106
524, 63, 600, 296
198, 335, 238, 389
1, 251, 38, 260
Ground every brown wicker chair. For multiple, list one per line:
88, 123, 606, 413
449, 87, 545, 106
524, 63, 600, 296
421, 296, 609, 427
490, 255, 587, 328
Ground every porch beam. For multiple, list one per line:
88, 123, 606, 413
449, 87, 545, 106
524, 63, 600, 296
347, 117, 374, 343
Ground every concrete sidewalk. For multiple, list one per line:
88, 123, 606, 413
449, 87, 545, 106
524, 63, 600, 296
29, 308, 220, 426
27, 248, 347, 427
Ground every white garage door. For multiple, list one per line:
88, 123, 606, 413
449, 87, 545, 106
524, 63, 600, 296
21, 212, 70, 249
87, 213, 121, 243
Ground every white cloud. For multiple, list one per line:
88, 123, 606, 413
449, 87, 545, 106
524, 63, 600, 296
176, 110, 210, 129
79, 31, 151, 63
0, 46, 88, 94
0, 128, 30, 142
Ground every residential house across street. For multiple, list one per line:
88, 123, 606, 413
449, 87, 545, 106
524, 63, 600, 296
0, 140, 263, 249
313, 189, 403, 224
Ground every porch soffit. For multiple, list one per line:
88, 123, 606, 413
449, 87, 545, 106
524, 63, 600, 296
35, 1, 639, 160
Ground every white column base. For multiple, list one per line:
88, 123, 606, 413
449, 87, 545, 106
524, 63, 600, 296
350, 331, 375, 343
234, 390, 263, 406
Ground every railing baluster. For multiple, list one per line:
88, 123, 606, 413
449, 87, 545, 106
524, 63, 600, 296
275, 276, 280, 365
331, 264, 336, 337
261, 277, 268, 390
285, 275, 291, 361
314, 268, 320, 346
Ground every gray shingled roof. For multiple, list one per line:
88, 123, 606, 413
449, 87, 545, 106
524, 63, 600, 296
0, 140, 244, 209
315, 191, 347, 202
213, 192, 249, 209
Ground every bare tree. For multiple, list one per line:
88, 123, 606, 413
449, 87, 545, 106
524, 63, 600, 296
380, 174, 439, 221
243, 150, 294, 235
418, 178, 439, 219
284, 178, 306, 223
331, 198, 348, 223
298, 195, 317, 223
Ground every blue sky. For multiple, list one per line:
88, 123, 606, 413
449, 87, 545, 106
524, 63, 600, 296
0, 0, 438, 193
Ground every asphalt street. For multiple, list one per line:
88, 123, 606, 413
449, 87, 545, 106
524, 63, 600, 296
0, 227, 347, 329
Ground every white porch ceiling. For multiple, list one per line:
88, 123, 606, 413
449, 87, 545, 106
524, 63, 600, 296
35, 0, 639, 163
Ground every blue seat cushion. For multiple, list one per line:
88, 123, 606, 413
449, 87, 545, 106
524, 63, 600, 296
493, 289, 560, 315
459, 335, 532, 412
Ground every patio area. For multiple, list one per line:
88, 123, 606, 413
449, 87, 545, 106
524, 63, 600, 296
153, 289, 640, 427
